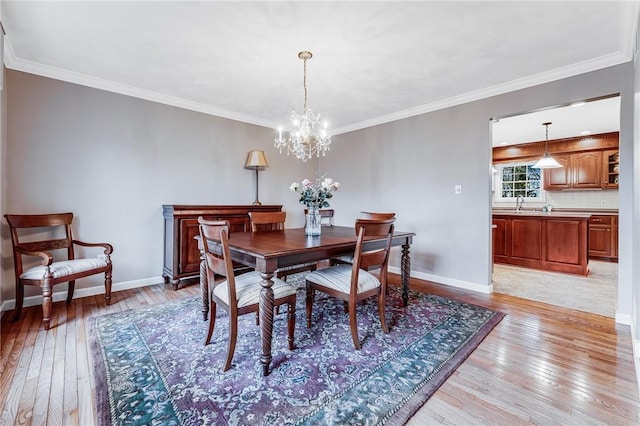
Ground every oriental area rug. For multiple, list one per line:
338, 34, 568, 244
89, 282, 504, 426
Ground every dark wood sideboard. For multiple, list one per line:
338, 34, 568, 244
162, 204, 282, 290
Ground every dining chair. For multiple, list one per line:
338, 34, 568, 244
198, 217, 297, 371
248, 211, 318, 281
304, 208, 335, 226
305, 218, 395, 350
331, 212, 396, 267
4, 212, 113, 330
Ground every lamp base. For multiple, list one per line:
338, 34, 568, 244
252, 200, 262, 206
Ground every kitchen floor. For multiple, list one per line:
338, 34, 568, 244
492, 260, 617, 318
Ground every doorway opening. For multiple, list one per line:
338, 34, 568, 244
490, 95, 620, 318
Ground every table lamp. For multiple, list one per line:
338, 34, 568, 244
245, 150, 269, 205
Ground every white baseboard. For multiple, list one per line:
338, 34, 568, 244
616, 312, 632, 326
388, 266, 493, 294
0, 276, 165, 313
631, 302, 640, 402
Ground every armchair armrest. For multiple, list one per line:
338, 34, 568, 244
15, 246, 54, 266
72, 240, 113, 255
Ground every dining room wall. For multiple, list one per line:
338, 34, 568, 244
0, 70, 316, 304
323, 62, 636, 321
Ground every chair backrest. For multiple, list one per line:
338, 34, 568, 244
249, 211, 286, 232
198, 217, 240, 306
351, 218, 395, 285
304, 208, 334, 226
5, 213, 76, 275
359, 211, 396, 220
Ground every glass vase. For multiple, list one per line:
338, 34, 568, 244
305, 207, 322, 236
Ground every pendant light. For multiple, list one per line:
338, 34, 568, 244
533, 122, 563, 169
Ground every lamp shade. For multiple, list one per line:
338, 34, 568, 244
245, 150, 269, 169
533, 152, 563, 169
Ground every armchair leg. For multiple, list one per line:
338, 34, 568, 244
66, 280, 76, 304
13, 284, 24, 322
105, 270, 112, 306
42, 284, 53, 330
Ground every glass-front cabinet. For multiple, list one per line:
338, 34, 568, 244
602, 149, 619, 188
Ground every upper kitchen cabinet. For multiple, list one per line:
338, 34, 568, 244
494, 132, 618, 191
544, 151, 602, 190
602, 149, 620, 189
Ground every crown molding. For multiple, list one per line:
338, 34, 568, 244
3, 34, 631, 137
331, 51, 631, 136
2, 34, 277, 129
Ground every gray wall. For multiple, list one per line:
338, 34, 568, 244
1, 70, 317, 300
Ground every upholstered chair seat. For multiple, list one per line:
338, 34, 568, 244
212, 271, 297, 308
303, 264, 381, 294
20, 258, 109, 280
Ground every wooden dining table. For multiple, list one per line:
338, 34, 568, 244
198, 225, 415, 376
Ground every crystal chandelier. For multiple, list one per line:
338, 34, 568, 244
274, 51, 331, 162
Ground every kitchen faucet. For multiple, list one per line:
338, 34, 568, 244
516, 194, 524, 212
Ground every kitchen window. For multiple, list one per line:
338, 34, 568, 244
495, 163, 545, 201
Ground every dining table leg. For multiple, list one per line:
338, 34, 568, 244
259, 272, 275, 376
401, 243, 411, 306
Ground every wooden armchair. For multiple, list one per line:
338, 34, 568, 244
4, 212, 113, 330
305, 218, 395, 349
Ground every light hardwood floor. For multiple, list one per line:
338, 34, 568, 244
1, 275, 638, 425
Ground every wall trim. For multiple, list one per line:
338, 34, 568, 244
388, 266, 492, 294
0, 276, 165, 313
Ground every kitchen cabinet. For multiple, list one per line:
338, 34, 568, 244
162, 204, 282, 290
588, 215, 618, 261
544, 151, 602, 190
492, 212, 590, 275
602, 149, 620, 188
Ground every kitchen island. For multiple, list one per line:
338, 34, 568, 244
492, 210, 591, 276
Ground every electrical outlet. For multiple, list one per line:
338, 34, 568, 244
601, 200, 606, 206
454, 185, 462, 195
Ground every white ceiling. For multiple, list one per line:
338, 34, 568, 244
1, 1, 637, 137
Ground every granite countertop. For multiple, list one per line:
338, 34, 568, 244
493, 208, 618, 216
492, 210, 592, 218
